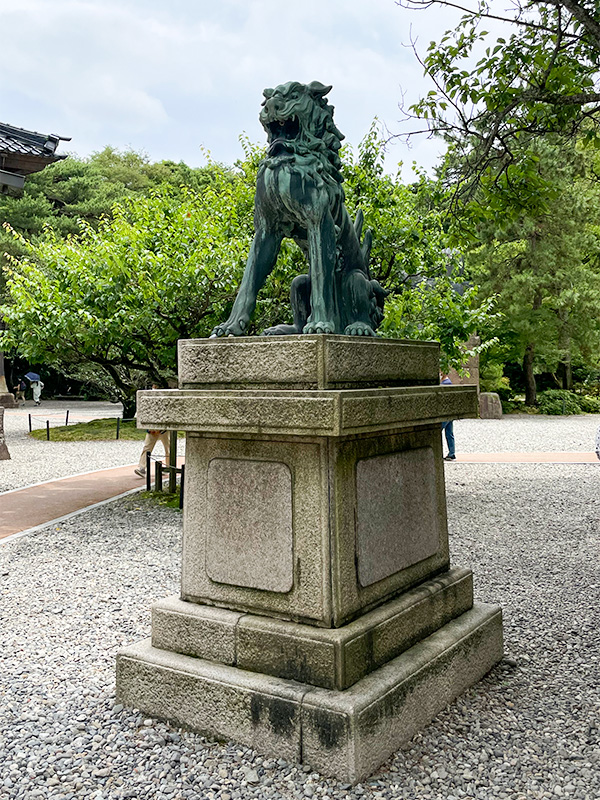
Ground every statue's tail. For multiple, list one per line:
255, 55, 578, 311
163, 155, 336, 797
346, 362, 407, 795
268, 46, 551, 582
354, 210, 373, 274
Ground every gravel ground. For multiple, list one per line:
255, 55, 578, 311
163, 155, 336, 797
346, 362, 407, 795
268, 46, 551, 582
1, 416, 599, 799
0, 402, 175, 493
452, 414, 600, 454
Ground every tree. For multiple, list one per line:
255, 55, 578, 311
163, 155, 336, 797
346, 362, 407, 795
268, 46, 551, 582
0, 147, 222, 268
398, 0, 600, 209
342, 128, 498, 369
0, 164, 257, 416
467, 137, 600, 404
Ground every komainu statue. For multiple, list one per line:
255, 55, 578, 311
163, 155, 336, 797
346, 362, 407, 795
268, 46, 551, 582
211, 81, 387, 338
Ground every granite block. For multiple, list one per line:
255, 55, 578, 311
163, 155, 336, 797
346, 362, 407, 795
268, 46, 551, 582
151, 598, 241, 665
136, 385, 478, 437
116, 602, 503, 782
151, 568, 474, 690
178, 335, 440, 390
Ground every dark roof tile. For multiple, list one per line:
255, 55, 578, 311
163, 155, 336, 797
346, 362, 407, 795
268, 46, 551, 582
0, 122, 70, 160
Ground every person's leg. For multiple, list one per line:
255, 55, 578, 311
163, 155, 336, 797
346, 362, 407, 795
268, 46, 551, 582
442, 420, 456, 459
137, 431, 158, 471
158, 431, 171, 464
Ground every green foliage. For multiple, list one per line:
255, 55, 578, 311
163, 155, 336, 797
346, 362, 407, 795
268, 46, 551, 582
404, 0, 600, 215
479, 362, 513, 401
464, 137, 600, 400
0, 147, 223, 271
381, 279, 498, 372
538, 389, 582, 415
577, 395, 600, 413
0, 159, 258, 408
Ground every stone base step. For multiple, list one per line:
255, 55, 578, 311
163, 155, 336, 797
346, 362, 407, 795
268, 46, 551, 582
151, 567, 474, 690
117, 602, 503, 782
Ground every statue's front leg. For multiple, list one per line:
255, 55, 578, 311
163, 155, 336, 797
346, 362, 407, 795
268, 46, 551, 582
303, 211, 337, 334
211, 227, 282, 337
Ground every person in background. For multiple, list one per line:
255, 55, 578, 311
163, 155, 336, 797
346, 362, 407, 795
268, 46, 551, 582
31, 379, 44, 406
440, 373, 456, 461
13, 378, 26, 404
134, 384, 170, 478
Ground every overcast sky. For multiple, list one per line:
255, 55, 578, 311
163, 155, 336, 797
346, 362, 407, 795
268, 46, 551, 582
0, 0, 463, 177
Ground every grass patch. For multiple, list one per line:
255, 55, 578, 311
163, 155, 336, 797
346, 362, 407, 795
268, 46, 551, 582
29, 418, 187, 442
29, 417, 146, 441
139, 489, 182, 510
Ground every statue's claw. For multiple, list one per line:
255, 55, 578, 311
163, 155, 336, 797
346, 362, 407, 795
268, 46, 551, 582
344, 322, 376, 337
303, 320, 335, 334
210, 317, 249, 338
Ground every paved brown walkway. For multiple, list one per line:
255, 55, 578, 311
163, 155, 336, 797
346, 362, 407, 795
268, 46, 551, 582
0, 452, 596, 542
0, 465, 145, 540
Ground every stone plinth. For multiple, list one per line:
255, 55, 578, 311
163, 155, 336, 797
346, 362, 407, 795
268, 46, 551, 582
479, 391, 503, 419
117, 336, 503, 782
0, 392, 16, 409
0, 407, 10, 460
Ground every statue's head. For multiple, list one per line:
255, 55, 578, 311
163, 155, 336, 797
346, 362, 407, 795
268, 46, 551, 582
259, 81, 344, 171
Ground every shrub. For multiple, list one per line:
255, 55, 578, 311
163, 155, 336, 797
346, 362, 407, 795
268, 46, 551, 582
578, 395, 600, 413
538, 390, 582, 415
480, 364, 513, 402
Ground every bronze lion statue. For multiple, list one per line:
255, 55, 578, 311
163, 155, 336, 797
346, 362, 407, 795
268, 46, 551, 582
211, 81, 387, 338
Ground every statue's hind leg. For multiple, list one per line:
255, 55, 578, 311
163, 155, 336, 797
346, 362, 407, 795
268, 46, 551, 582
342, 270, 376, 336
262, 274, 310, 335
291, 274, 311, 332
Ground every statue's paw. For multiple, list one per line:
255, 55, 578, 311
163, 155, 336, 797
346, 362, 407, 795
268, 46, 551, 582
262, 324, 300, 336
344, 322, 376, 337
209, 317, 249, 338
303, 320, 335, 335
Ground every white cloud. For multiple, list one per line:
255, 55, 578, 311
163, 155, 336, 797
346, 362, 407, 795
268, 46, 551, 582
0, 0, 464, 173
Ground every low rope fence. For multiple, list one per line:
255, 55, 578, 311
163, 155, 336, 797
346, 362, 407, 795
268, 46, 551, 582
28, 413, 135, 440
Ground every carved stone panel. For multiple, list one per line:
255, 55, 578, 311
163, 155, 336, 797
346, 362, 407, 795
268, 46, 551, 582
206, 458, 294, 593
356, 448, 440, 587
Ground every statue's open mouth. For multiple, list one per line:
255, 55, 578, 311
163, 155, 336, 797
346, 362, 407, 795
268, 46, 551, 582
268, 116, 300, 142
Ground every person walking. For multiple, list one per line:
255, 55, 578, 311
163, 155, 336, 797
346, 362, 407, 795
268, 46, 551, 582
134, 384, 170, 478
31, 380, 44, 406
440, 373, 456, 461
12, 379, 26, 404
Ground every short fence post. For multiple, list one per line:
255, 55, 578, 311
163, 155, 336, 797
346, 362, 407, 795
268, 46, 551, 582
46, 420, 50, 441
155, 461, 163, 492
146, 451, 151, 492
169, 430, 177, 493
116, 417, 121, 440
28, 414, 32, 433
65, 410, 70, 426
179, 464, 185, 510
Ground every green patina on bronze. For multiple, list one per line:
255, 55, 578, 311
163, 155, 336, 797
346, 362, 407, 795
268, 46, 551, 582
211, 81, 387, 338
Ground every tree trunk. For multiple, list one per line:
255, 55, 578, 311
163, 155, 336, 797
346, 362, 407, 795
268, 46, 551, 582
523, 343, 537, 406
122, 396, 137, 420
557, 311, 572, 389
557, 360, 573, 390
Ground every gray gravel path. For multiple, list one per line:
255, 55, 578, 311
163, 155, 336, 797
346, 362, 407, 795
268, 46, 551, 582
1, 416, 599, 799
453, 414, 600, 453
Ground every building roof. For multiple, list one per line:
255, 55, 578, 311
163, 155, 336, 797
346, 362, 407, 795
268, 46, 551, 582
0, 122, 70, 177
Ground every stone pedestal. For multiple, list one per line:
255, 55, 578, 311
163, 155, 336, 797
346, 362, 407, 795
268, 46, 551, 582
117, 336, 503, 781
0, 407, 10, 460
479, 391, 503, 419
0, 393, 17, 409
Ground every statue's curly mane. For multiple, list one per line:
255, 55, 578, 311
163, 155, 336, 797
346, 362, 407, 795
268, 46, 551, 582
260, 81, 345, 185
